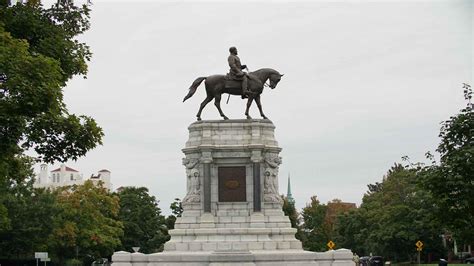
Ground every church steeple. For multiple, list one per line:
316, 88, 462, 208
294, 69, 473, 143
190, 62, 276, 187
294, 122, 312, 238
287, 173, 295, 205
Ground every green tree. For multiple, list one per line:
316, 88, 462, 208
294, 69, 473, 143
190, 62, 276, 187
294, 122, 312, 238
300, 196, 329, 251
282, 195, 303, 241
0, 185, 59, 259
117, 187, 170, 253
334, 208, 369, 256
335, 164, 444, 262
165, 198, 182, 230
0, 0, 103, 239
49, 181, 123, 264
419, 83, 473, 245
282, 195, 299, 228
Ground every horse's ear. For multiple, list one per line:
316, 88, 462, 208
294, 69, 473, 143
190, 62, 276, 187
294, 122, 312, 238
280, 74, 284, 77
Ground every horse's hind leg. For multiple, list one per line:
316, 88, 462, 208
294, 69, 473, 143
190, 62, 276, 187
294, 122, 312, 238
214, 94, 229, 120
245, 96, 254, 119
196, 95, 213, 121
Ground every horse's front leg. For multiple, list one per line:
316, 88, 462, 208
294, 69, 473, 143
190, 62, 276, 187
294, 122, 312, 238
255, 95, 267, 119
245, 96, 254, 119
214, 94, 229, 120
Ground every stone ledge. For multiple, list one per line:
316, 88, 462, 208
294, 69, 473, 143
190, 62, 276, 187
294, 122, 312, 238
113, 249, 355, 265
169, 227, 297, 236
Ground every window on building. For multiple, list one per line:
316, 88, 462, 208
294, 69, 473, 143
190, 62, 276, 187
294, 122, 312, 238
70, 174, 74, 181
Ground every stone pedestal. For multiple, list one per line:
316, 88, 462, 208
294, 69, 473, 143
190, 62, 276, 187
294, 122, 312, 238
112, 119, 354, 266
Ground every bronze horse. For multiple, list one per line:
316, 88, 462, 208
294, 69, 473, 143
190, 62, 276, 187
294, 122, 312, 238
183, 68, 283, 121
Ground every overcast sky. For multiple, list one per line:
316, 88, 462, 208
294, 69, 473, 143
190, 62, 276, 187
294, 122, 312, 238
36, 0, 472, 214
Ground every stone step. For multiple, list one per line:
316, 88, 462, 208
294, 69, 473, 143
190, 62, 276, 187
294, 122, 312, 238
164, 240, 303, 252
175, 215, 291, 224
169, 227, 297, 236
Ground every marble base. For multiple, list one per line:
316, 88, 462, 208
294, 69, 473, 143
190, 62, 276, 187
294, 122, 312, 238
111, 120, 354, 265
112, 249, 354, 266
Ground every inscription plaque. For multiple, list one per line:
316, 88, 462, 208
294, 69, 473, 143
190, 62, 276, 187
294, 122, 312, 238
218, 166, 246, 202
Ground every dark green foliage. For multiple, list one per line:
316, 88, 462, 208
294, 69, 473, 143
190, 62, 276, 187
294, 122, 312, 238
418, 83, 473, 245
117, 187, 170, 253
300, 196, 329, 251
282, 195, 299, 228
0, 2, 103, 165
282, 195, 304, 241
335, 165, 445, 262
0, 186, 59, 258
0, 1, 103, 260
165, 198, 182, 230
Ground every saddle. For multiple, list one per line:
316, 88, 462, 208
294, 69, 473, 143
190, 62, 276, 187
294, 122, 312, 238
224, 73, 245, 89
224, 80, 243, 89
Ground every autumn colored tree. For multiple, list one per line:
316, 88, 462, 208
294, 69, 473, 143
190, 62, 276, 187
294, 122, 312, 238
48, 181, 123, 264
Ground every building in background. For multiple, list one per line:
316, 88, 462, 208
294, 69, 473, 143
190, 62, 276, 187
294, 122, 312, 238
90, 169, 112, 190
34, 164, 112, 190
325, 200, 357, 226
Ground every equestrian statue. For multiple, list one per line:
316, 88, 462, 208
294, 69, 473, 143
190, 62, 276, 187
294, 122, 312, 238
183, 47, 284, 121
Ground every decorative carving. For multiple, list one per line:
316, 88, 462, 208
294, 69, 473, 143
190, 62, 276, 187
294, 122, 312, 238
182, 158, 200, 204
263, 153, 283, 204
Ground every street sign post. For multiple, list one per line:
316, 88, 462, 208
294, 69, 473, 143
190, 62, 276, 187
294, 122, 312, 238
35, 252, 48, 266
40, 257, 50, 266
416, 241, 424, 249
35, 252, 48, 259
327, 240, 336, 250
416, 241, 424, 264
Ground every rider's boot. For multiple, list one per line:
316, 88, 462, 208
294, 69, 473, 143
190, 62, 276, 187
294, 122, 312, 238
241, 75, 249, 99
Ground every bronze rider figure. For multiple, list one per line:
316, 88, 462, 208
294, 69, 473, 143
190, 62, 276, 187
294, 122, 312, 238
227, 47, 249, 96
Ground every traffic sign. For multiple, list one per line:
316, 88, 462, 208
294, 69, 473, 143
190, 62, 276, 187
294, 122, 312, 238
35, 252, 48, 259
40, 258, 51, 262
327, 240, 336, 250
416, 241, 424, 249
417, 247, 423, 252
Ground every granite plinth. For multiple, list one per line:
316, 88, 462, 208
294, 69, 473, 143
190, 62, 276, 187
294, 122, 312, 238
113, 249, 354, 266
112, 120, 354, 265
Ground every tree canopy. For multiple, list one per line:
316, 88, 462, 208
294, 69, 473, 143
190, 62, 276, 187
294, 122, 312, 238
335, 164, 444, 262
418, 83, 473, 244
117, 187, 170, 253
49, 181, 123, 263
0, 1, 104, 262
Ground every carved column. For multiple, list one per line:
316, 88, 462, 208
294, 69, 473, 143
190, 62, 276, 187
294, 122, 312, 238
251, 150, 263, 212
201, 151, 213, 213
253, 162, 261, 212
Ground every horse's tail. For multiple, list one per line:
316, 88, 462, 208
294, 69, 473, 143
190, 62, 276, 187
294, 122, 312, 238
183, 77, 206, 102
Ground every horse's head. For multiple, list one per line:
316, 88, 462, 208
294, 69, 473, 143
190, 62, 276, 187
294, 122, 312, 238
268, 72, 284, 89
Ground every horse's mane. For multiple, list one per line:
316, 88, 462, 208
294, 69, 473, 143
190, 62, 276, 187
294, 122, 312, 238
250, 68, 280, 82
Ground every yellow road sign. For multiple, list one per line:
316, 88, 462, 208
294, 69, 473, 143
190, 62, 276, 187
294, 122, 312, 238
327, 240, 336, 250
416, 241, 424, 249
